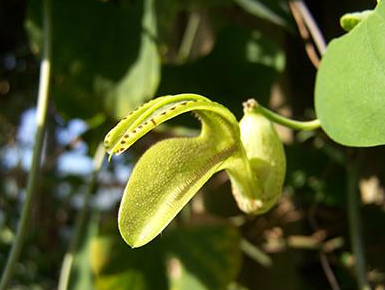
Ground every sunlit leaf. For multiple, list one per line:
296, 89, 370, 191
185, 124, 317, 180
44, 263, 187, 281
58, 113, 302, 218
70, 213, 99, 290
315, 1, 385, 146
158, 26, 285, 117
165, 225, 241, 290
340, 10, 374, 32
91, 227, 167, 290
95, 271, 146, 290
105, 0, 160, 119
91, 224, 241, 290
26, 0, 160, 120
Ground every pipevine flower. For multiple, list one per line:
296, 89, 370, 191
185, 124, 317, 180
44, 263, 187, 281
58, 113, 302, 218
104, 94, 286, 248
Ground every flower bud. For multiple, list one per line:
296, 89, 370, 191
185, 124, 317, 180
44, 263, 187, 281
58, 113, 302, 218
234, 100, 286, 214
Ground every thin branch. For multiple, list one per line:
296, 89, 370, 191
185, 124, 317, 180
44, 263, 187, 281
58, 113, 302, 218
177, 10, 201, 63
0, 0, 52, 288
346, 153, 371, 290
263, 235, 344, 253
58, 144, 105, 290
289, 0, 328, 68
319, 253, 342, 290
295, 1, 327, 55
289, 1, 320, 67
240, 239, 272, 268
308, 205, 342, 290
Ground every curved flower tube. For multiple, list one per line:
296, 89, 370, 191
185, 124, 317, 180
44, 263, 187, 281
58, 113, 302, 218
104, 94, 285, 247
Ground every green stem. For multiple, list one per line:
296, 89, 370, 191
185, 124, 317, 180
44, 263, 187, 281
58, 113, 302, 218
346, 153, 371, 290
245, 99, 321, 131
58, 144, 105, 290
286, 235, 322, 250
177, 10, 201, 63
240, 238, 272, 268
0, 0, 52, 288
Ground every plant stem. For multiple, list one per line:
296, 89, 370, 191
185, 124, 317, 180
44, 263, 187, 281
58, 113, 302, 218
346, 153, 371, 290
240, 239, 272, 268
0, 0, 52, 289
289, 0, 327, 68
245, 99, 321, 131
289, 1, 320, 67
58, 144, 105, 290
293, 1, 327, 55
177, 10, 201, 63
319, 252, 342, 290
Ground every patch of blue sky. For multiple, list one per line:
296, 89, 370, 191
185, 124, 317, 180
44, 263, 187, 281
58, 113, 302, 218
4, 107, 134, 180
17, 108, 36, 146
92, 187, 122, 211
114, 163, 132, 184
0, 145, 20, 169
56, 118, 88, 147
58, 152, 94, 176
13, 107, 94, 176
0, 143, 32, 171
97, 158, 133, 185
55, 118, 92, 175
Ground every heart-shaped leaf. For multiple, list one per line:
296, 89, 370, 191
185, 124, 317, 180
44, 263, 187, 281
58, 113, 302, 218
315, 1, 385, 146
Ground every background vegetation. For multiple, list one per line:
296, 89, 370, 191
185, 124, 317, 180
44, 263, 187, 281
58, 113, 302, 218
0, 0, 384, 289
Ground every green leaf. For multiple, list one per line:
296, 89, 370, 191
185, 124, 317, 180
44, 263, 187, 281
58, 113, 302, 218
315, 1, 385, 146
105, 0, 161, 119
340, 10, 374, 32
91, 223, 241, 290
165, 225, 241, 290
285, 144, 346, 207
91, 226, 168, 290
26, 0, 160, 120
95, 271, 147, 290
70, 213, 99, 290
158, 25, 285, 117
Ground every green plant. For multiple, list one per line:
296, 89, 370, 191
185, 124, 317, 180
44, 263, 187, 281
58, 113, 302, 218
104, 94, 287, 247
0, 0, 52, 289
103, 1, 385, 289
1, 0, 385, 289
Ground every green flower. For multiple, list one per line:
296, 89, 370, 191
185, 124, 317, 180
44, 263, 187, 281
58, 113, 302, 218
104, 94, 286, 247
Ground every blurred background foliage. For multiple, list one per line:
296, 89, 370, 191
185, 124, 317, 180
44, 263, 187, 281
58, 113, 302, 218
1, 0, 385, 289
